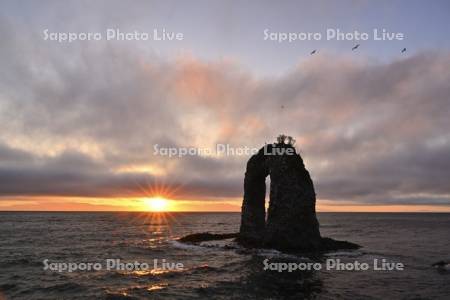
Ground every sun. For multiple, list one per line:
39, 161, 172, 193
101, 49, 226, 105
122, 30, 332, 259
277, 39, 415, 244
144, 197, 169, 212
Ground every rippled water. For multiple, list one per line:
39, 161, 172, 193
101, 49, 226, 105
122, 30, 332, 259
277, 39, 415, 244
0, 212, 449, 299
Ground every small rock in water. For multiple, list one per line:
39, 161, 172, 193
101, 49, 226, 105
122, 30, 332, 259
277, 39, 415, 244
178, 232, 238, 243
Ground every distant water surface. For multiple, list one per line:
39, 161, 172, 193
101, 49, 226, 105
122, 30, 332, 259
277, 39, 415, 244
0, 212, 449, 299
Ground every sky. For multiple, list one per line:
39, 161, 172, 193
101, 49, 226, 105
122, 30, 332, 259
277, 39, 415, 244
1, 0, 450, 212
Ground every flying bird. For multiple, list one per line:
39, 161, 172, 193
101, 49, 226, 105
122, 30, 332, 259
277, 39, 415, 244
310, 49, 317, 55
352, 44, 360, 51
401, 48, 406, 53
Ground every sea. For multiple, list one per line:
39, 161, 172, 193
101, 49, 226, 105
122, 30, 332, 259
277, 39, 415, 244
0, 212, 449, 299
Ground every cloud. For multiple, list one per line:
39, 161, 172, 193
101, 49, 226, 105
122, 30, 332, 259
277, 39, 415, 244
0, 17, 450, 207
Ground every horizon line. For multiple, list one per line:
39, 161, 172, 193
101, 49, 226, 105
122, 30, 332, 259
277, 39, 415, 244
1, 210, 449, 213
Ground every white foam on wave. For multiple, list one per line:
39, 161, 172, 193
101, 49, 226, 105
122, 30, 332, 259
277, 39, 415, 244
170, 240, 206, 251
438, 264, 450, 270
256, 248, 308, 260
432, 262, 450, 270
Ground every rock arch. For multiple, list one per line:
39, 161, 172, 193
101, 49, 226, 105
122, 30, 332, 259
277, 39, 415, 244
239, 144, 322, 251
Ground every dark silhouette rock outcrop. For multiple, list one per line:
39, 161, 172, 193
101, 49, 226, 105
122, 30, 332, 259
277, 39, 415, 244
238, 141, 359, 252
176, 137, 360, 253
178, 232, 238, 243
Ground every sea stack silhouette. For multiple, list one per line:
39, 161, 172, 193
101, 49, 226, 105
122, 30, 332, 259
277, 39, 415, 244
179, 135, 359, 252
238, 135, 359, 252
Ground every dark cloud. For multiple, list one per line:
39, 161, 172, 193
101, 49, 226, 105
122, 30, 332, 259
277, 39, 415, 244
0, 143, 242, 199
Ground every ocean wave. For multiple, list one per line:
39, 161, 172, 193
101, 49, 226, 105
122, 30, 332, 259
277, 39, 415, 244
115, 262, 220, 282
0, 283, 17, 291
324, 250, 363, 257
320, 224, 342, 228
432, 260, 450, 272
169, 240, 209, 251
37, 282, 84, 293
105, 292, 140, 300
0, 258, 42, 268
256, 248, 309, 260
